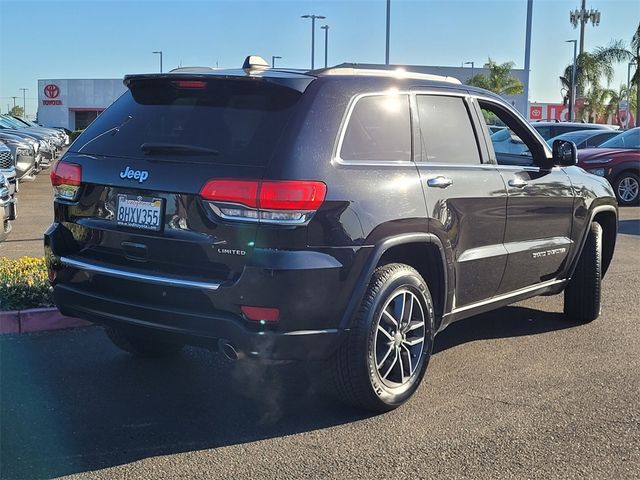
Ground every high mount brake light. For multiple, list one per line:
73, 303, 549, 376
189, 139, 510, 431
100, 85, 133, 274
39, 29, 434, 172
200, 179, 327, 224
172, 80, 207, 89
50, 161, 82, 200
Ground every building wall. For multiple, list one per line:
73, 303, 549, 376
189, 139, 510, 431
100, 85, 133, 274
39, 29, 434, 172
37, 79, 126, 130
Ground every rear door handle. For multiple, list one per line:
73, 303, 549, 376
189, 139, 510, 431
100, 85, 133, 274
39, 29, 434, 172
427, 176, 453, 188
508, 178, 528, 188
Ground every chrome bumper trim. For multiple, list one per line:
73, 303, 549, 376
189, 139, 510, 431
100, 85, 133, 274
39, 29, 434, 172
60, 256, 222, 291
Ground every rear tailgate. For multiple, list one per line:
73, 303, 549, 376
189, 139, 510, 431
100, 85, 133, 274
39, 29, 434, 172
54, 75, 306, 282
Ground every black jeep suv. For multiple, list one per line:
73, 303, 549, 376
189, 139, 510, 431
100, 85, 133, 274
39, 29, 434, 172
46, 57, 618, 412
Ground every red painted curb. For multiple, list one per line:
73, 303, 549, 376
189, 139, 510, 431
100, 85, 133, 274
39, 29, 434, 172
0, 307, 91, 334
0, 310, 20, 334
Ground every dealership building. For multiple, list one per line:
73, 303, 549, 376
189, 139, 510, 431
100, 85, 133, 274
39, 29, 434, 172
37, 79, 126, 131
37, 65, 528, 130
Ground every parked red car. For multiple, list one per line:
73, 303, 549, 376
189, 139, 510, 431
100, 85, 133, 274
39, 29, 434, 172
578, 128, 640, 205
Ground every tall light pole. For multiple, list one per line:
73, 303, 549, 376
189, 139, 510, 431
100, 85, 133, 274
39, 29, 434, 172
301, 14, 325, 70
566, 40, 577, 121
628, 61, 637, 128
19, 88, 28, 117
570, 0, 601, 56
463, 61, 475, 77
10, 96, 17, 109
385, 0, 391, 65
523, 0, 533, 119
321, 25, 329, 68
152, 51, 163, 73
271, 56, 282, 68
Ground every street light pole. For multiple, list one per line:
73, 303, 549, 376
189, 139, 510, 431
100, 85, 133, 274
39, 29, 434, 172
152, 51, 163, 73
385, 0, 390, 65
629, 61, 637, 128
272, 56, 282, 68
566, 40, 577, 121
19, 88, 28, 118
321, 25, 329, 68
10, 97, 17, 109
523, 0, 533, 119
301, 14, 325, 70
463, 61, 475, 77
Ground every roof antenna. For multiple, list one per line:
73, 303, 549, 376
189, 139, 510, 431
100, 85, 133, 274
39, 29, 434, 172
242, 55, 270, 73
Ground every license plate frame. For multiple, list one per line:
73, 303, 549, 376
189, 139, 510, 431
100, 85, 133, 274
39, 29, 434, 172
116, 194, 164, 231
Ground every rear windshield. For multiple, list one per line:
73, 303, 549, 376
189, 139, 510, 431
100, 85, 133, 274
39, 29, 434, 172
71, 79, 302, 165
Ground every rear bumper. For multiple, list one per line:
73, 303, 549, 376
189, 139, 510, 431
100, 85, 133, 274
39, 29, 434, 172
54, 283, 345, 360
45, 222, 356, 361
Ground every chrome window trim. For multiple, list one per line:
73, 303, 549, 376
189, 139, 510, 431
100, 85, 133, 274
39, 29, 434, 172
60, 256, 222, 291
332, 90, 414, 167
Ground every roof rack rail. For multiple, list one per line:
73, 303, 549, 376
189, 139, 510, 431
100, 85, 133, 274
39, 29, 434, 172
311, 64, 461, 84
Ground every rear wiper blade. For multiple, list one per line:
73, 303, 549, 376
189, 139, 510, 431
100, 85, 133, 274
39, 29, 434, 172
140, 143, 219, 156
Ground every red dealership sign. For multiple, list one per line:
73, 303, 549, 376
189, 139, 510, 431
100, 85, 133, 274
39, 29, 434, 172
44, 84, 60, 98
42, 84, 62, 105
529, 102, 635, 128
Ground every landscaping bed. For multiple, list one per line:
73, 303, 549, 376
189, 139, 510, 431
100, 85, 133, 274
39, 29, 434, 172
0, 256, 89, 333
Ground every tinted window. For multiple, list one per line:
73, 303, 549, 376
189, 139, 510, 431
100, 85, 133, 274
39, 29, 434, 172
586, 132, 619, 147
534, 126, 552, 140
340, 94, 411, 161
416, 95, 480, 164
71, 79, 302, 166
599, 128, 640, 149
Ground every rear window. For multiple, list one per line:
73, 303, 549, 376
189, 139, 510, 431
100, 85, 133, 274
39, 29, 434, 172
71, 79, 302, 166
340, 94, 411, 162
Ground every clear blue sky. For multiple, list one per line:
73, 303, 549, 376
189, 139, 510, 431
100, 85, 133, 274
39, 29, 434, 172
1, 0, 638, 117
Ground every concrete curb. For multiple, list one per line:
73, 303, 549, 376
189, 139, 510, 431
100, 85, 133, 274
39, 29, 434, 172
0, 307, 91, 334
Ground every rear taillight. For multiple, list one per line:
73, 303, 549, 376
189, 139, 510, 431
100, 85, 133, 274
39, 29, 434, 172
200, 179, 326, 224
50, 161, 82, 200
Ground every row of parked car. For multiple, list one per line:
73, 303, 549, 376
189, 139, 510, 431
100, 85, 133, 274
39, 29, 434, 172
491, 121, 640, 205
0, 114, 69, 242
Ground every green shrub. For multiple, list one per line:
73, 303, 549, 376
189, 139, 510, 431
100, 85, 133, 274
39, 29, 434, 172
0, 257, 54, 311
69, 129, 84, 143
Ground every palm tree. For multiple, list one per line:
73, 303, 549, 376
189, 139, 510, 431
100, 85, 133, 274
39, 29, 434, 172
559, 39, 632, 119
581, 86, 616, 123
466, 58, 524, 96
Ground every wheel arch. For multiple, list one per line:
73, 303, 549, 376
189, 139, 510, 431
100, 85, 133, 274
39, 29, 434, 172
340, 234, 451, 331
592, 208, 617, 277
568, 204, 617, 280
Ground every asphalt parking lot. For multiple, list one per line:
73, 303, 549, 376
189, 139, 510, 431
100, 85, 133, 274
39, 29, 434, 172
1, 175, 639, 479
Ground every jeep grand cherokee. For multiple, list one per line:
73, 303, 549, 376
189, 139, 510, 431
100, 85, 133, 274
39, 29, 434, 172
46, 56, 618, 412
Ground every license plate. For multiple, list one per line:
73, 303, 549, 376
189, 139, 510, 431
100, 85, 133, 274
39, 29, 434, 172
116, 195, 163, 231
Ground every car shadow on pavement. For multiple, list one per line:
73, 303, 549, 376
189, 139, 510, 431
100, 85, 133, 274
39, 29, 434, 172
434, 305, 576, 353
1, 305, 577, 479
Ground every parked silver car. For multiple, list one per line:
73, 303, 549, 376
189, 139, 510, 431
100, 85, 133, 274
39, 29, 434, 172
0, 171, 16, 242
0, 141, 18, 196
0, 133, 36, 180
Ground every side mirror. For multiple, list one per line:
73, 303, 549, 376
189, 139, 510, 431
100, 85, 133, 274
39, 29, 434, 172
552, 140, 577, 166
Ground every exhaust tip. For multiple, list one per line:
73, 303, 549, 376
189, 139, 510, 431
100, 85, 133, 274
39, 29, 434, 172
218, 339, 242, 361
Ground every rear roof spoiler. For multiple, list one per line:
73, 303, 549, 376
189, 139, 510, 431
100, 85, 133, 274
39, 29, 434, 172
123, 70, 315, 93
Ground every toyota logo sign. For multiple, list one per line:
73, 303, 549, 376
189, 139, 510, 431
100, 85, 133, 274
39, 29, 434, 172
44, 84, 60, 99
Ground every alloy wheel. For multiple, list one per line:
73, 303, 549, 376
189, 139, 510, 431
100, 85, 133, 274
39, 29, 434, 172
617, 176, 639, 203
374, 289, 426, 388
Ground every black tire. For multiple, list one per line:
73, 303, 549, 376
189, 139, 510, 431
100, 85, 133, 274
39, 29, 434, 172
564, 222, 602, 323
104, 326, 184, 357
330, 263, 434, 412
613, 172, 640, 206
